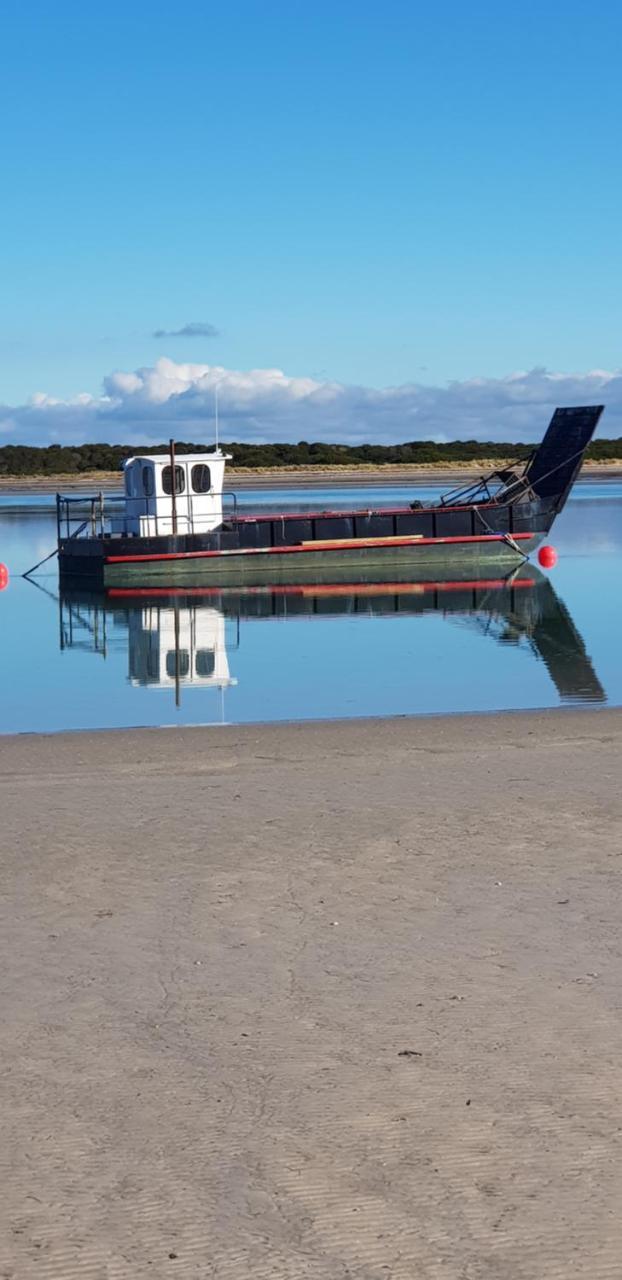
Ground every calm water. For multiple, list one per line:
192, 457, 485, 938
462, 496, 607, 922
0, 481, 621, 734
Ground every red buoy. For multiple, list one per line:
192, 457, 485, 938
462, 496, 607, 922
538, 545, 558, 569
0, 564, 9, 590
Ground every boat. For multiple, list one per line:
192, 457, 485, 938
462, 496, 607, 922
56, 405, 604, 588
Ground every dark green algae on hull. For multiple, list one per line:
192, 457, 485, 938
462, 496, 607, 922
98, 537, 540, 589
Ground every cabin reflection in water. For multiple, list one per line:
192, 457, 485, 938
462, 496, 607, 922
127, 605, 236, 692
58, 566, 606, 709
60, 598, 237, 711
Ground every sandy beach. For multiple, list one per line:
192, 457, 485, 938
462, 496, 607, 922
2, 708, 622, 1278
1, 460, 622, 493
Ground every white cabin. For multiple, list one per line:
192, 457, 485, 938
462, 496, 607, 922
116, 449, 231, 536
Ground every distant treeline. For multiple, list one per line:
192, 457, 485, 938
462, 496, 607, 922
1, 437, 622, 476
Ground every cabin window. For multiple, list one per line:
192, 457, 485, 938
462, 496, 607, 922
142, 466, 154, 496
162, 465, 186, 495
191, 464, 212, 494
196, 649, 216, 677
166, 650, 190, 678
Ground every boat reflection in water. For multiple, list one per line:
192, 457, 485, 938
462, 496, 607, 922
58, 563, 606, 713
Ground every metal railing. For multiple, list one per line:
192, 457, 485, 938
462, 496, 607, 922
57, 493, 106, 540
222, 490, 239, 520
438, 462, 535, 509
57, 490, 236, 540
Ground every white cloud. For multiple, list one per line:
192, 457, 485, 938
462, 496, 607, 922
0, 357, 620, 447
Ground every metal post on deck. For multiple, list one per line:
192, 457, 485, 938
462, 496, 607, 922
99, 491, 104, 537
170, 438, 178, 536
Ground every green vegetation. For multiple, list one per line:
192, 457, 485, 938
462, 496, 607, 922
1, 437, 621, 476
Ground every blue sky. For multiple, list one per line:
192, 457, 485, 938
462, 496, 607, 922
1, 0, 621, 442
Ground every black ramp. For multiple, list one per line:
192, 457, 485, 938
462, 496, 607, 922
527, 405, 604, 502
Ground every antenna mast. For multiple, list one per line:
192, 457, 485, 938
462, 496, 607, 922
214, 385, 219, 452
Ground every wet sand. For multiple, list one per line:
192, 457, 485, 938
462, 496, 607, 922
2, 708, 622, 1278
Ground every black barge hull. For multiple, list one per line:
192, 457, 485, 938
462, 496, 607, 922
59, 518, 543, 589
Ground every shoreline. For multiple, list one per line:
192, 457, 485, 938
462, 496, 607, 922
0, 701, 619, 743
1, 458, 622, 493
3, 706, 622, 1276
1, 700, 620, 744
0, 702, 619, 744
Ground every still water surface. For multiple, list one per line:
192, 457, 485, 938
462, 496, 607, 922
0, 481, 620, 733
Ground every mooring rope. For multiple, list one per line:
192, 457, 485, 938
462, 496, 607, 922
473, 506, 530, 562
21, 546, 59, 579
